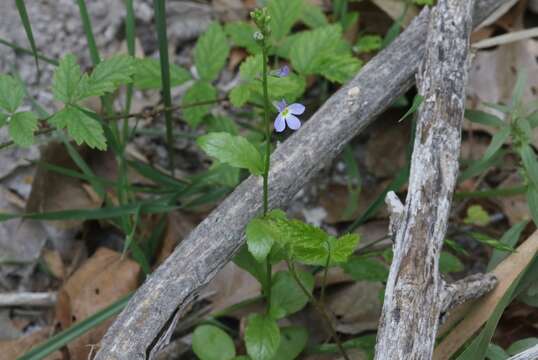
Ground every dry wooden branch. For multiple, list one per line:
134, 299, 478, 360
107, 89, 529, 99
95, 1, 509, 359
374, 1, 477, 359
508, 344, 538, 360
0, 292, 57, 307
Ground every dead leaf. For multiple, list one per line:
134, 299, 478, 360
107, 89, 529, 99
434, 229, 538, 360
54, 247, 140, 359
327, 281, 383, 334
41, 249, 65, 280
0, 327, 62, 360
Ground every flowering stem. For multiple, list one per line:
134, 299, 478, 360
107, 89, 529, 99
260, 36, 273, 313
286, 260, 350, 360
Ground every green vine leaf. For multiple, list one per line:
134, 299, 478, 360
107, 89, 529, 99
245, 314, 281, 360
9, 111, 38, 147
49, 106, 106, 150
0, 74, 24, 113
194, 22, 230, 81
192, 325, 236, 360
182, 81, 217, 128
133, 58, 190, 90
269, 271, 313, 319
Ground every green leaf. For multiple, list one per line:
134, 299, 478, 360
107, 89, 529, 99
133, 58, 191, 90
520, 144, 538, 188
268, 0, 304, 41
464, 205, 490, 226
397, 94, 424, 122
9, 111, 37, 147
485, 344, 509, 360
481, 125, 510, 162
507, 338, 538, 356
269, 271, 313, 319
439, 252, 464, 274
527, 186, 538, 227
80, 54, 135, 98
289, 24, 345, 75
270, 326, 308, 360
50, 106, 106, 150
331, 233, 360, 264
511, 69, 527, 109
225, 22, 259, 54
52, 54, 83, 104
233, 245, 268, 287
300, 5, 328, 28
318, 55, 362, 84
192, 325, 236, 360
240, 55, 263, 80
197, 132, 264, 175
245, 314, 281, 360
0, 74, 25, 113
465, 109, 505, 128
342, 257, 389, 282
230, 84, 251, 107
354, 35, 383, 54
247, 218, 277, 263
0, 113, 8, 127
194, 22, 230, 81
471, 232, 516, 253
182, 81, 217, 128
487, 221, 528, 271
205, 115, 238, 135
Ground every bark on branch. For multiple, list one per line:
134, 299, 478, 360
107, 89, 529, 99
95, 1, 508, 359
374, 1, 487, 359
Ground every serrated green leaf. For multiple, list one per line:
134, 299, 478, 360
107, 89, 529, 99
354, 35, 383, 54
263, 74, 305, 103
342, 257, 389, 282
192, 325, 236, 360
268, 0, 304, 41
331, 233, 360, 263
247, 218, 277, 263
289, 24, 346, 75
300, 4, 328, 28
245, 314, 280, 360
194, 22, 230, 81
50, 106, 106, 150
240, 55, 263, 80
225, 21, 259, 54
204, 115, 238, 135
230, 84, 251, 107
318, 55, 362, 83
182, 81, 217, 128
269, 271, 313, 319
80, 54, 135, 98
197, 132, 264, 175
270, 326, 308, 360
439, 252, 464, 273
0, 74, 25, 113
52, 54, 83, 104
465, 109, 505, 128
9, 111, 37, 147
133, 58, 190, 90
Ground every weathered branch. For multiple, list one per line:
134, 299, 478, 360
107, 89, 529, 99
95, 1, 508, 359
374, 1, 477, 359
508, 344, 538, 360
440, 274, 497, 314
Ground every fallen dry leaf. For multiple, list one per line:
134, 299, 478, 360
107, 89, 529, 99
495, 173, 530, 225
41, 249, 65, 280
54, 247, 140, 359
434, 229, 538, 360
0, 327, 62, 360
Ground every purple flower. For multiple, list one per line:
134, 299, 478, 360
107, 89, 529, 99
273, 65, 289, 78
274, 99, 305, 132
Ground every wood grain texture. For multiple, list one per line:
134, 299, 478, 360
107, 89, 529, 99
374, 1, 475, 359
95, 1, 508, 358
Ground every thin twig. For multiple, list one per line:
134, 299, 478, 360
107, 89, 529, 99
0, 292, 57, 307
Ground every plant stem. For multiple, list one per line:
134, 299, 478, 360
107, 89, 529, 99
287, 260, 350, 360
260, 36, 273, 312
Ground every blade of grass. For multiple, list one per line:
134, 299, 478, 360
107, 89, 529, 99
18, 294, 132, 360
123, 0, 136, 143
76, 0, 100, 65
0, 37, 58, 66
153, 0, 176, 174
128, 160, 189, 189
15, 0, 40, 70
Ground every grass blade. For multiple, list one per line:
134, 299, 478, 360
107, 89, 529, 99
123, 0, 136, 142
76, 0, 101, 65
153, 0, 176, 173
0, 38, 58, 66
18, 294, 131, 360
15, 0, 40, 70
